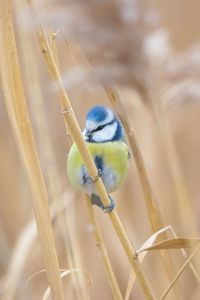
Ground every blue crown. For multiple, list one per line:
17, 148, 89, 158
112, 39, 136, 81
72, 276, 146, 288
86, 105, 109, 123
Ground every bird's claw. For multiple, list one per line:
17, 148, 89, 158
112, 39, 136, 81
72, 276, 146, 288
101, 196, 115, 213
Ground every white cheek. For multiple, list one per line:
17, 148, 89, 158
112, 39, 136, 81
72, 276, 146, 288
82, 128, 87, 140
92, 122, 117, 142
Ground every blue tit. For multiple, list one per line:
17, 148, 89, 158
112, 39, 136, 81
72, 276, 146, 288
67, 105, 129, 212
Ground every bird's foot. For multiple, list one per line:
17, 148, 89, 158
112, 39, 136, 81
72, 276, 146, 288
101, 195, 115, 213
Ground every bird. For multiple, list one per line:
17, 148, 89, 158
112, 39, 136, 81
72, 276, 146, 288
67, 105, 129, 212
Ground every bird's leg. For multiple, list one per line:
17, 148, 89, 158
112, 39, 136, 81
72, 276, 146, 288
101, 195, 115, 213
81, 168, 102, 186
91, 168, 102, 183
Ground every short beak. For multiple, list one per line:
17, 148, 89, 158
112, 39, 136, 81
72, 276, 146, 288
85, 129, 92, 138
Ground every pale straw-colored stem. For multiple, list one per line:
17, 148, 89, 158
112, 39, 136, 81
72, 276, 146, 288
84, 193, 123, 300
34, 25, 156, 300
107, 90, 181, 299
160, 243, 200, 300
107, 90, 164, 231
144, 72, 197, 236
14, 1, 87, 296
0, 2, 64, 299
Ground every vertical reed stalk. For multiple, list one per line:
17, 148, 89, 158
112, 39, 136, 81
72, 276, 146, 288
140, 68, 197, 235
158, 106, 196, 234
107, 90, 181, 299
84, 193, 123, 300
33, 23, 156, 299
14, 1, 88, 297
160, 243, 200, 300
63, 198, 88, 300
107, 90, 163, 230
0, 2, 64, 299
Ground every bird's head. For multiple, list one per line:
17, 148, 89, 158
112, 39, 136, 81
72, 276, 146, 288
83, 105, 124, 143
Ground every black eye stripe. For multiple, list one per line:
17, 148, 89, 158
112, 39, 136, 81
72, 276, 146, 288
92, 120, 114, 133
96, 124, 106, 130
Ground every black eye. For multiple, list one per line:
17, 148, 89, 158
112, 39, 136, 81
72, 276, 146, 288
92, 120, 114, 133
96, 124, 105, 131
91, 124, 105, 133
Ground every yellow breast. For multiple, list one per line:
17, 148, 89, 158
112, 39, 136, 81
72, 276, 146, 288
67, 141, 129, 193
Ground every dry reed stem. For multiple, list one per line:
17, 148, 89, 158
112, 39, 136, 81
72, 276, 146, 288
84, 193, 123, 300
146, 75, 197, 236
161, 113, 196, 233
107, 90, 181, 299
0, 226, 10, 271
160, 243, 200, 300
14, 2, 87, 296
62, 201, 88, 300
169, 227, 200, 282
0, 2, 64, 299
125, 226, 172, 300
33, 22, 156, 300
26, 10, 121, 296
147, 74, 200, 289
1, 195, 71, 300
1, 221, 37, 300
145, 74, 200, 297
107, 90, 163, 231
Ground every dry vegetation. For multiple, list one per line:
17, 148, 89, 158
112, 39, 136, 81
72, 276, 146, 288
1, 0, 200, 299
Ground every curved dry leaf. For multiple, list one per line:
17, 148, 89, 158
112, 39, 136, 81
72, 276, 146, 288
138, 238, 200, 253
126, 227, 200, 300
1, 194, 73, 299
138, 226, 172, 253
42, 269, 93, 300
125, 226, 171, 300
26, 269, 56, 287
160, 243, 200, 300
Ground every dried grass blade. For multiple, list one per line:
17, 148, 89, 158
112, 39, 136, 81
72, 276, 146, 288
138, 238, 200, 253
125, 251, 149, 300
138, 226, 172, 253
84, 194, 123, 300
0, 2, 64, 299
160, 243, 200, 300
169, 226, 200, 282
14, 5, 87, 297
107, 90, 181, 299
125, 226, 171, 300
26, 268, 92, 300
42, 269, 93, 300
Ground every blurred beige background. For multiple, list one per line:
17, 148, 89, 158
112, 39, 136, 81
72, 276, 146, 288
1, 0, 200, 299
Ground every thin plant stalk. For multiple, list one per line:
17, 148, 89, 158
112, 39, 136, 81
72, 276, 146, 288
84, 193, 123, 300
160, 109, 196, 234
20, 5, 122, 296
14, 1, 88, 297
107, 90, 181, 299
146, 73, 200, 278
63, 198, 89, 300
0, 2, 64, 299
160, 243, 200, 300
32, 23, 156, 300
145, 73, 197, 236
1, 199, 68, 300
107, 90, 163, 231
